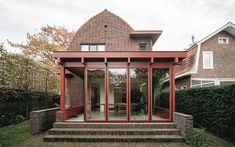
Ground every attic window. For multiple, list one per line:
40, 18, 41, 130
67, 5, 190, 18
139, 43, 147, 51
81, 44, 105, 51
218, 37, 229, 44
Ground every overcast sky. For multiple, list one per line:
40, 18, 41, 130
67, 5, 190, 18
0, 0, 235, 52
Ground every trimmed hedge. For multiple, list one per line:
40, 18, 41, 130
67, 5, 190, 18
176, 84, 235, 142
0, 89, 59, 127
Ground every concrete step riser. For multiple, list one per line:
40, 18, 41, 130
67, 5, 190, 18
43, 137, 184, 143
53, 124, 176, 129
48, 130, 181, 135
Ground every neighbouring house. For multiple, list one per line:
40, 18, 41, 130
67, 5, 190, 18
42, 9, 193, 142
175, 22, 235, 90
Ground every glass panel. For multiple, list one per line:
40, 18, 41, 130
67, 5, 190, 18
89, 45, 97, 51
203, 51, 213, 68
130, 68, 148, 120
192, 80, 201, 85
87, 68, 105, 120
139, 43, 146, 51
65, 67, 85, 121
152, 68, 170, 120
201, 83, 215, 87
97, 45, 105, 51
108, 68, 127, 120
81, 45, 89, 51
192, 85, 201, 88
202, 80, 213, 84
220, 81, 235, 86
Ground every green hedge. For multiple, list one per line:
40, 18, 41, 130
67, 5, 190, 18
176, 84, 235, 142
0, 89, 59, 126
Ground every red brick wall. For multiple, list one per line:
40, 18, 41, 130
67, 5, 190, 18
65, 71, 84, 108
175, 76, 191, 90
193, 31, 235, 78
68, 10, 152, 51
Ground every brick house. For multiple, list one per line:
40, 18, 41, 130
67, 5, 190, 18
43, 9, 194, 142
175, 22, 235, 89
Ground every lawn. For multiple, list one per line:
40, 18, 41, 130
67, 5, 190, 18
0, 121, 31, 147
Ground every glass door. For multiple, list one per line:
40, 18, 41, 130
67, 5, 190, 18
87, 67, 106, 121
108, 65, 128, 121
130, 66, 149, 121
151, 68, 170, 121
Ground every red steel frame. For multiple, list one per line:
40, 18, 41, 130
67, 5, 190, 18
56, 51, 184, 122
129, 63, 150, 122
85, 63, 106, 122
107, 63, 128, 122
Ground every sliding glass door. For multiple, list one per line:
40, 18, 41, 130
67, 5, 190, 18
130, 67, 149, 121
85, 63, 172, 122
108, 67, 127, 121
151, 68, 170, 121
87, 68, 106, 121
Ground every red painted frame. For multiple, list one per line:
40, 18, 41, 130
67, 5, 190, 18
129, 63, 150, 122
107, 63, 129, 122
85, 63, 107, 122
60, 62, 176, 122
151, 63, 172, 122
57, 50, 182, 122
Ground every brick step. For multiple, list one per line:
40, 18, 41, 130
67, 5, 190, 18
43, 134, 185, 143
53, 122, 176, 129
48, 128, 181, 135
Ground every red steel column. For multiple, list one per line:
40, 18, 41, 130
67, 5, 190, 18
60, 66, 65, 116
170, 65, 176, 120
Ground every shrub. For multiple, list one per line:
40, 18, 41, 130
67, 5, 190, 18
0, 113, 25, 127
0, 88, 59, 126
186, 128, 208, 147
176, 84, 235, 142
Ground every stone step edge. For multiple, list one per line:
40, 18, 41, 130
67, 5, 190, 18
44, 135, 185, 140
54, 122, 175, 125
49, 128, 179, 132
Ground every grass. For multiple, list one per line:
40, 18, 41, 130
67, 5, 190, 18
0, 121, 31, 147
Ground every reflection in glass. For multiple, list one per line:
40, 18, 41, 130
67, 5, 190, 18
152, 68, 170, 120
130, 68, 148, 120
87, 68, 105, 120
108, 69, 127, 120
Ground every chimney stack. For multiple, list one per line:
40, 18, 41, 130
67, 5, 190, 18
191, 35, 195, 45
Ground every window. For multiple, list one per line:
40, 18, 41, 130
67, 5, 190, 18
203, 51, 213, 69
81, 45, 89, 51
81, 44, 105, 51
191, 80, 215, 88
97, 45, 105, 51
181, 86, 187, 89
139, 43, 147, 51
218, 37, 229, 44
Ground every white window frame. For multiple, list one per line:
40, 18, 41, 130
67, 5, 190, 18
218, 37, 229, 44
203, 51, 213, 69
81, 45, 89, 51
81, 44, 105, 51
191, 79, 216, 88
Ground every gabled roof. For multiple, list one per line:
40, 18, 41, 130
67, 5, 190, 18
175, 22, 235, 79
197, 22, 235, 44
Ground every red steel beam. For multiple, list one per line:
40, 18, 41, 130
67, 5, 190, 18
53, 51, 187, 59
